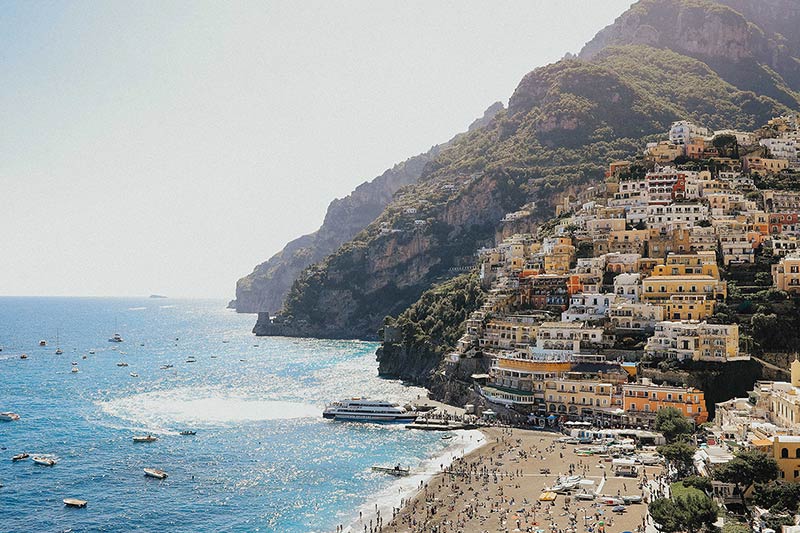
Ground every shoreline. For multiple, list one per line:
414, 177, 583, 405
339, 428, 488, 533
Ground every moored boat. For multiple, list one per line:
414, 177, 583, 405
71, 367, 78, 373
144, 468, 167, 479
12, 453, 29, 461
323, 398, 417, 422
575, 492, 596, 501
39, 340, 47, 347
371, 465, 410, 477
0, 412, 20, 422
133, 435, 158, 443
32, 456, 56, 466
63, 498, 88, 508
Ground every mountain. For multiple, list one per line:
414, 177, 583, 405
246, 0, 799, 342
232, 102, 504, 314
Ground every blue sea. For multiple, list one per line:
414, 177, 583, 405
0, 298, 468, 533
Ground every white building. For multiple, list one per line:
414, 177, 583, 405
561, 293, 616, 322
609, 302, 663, 332
613, 272, 642, 302
647, 203, 709, 229
670, 120, 709, 145
760, 138, 798, 161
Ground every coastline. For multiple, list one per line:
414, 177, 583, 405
339, 428, 488, 533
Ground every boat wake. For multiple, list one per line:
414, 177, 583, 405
97, 387, 320, 427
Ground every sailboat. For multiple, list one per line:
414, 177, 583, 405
109, 319, 123, 343
55, 330, 63, 355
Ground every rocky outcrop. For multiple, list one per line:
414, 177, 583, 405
233, 103, 505, 314
579, 0, 800, 106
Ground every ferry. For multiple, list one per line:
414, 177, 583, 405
322, 398, 418, 422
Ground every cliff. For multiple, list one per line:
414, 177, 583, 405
233, 102, 504, 314
579, 0, 800, 107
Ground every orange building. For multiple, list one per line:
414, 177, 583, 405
623, 381, 708, 424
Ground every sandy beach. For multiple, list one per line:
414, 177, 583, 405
373, 427, 664, 533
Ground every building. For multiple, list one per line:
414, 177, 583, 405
561, 293, 616, 323
773, 436, 800, 481
760, 138, 798, 161
623, 380, 708, 424
669, 120, 709, 145
609, 301, 663, 332
647, 203, 709, 229
480, 315, 539, 352
772, 254, 800, 294
645, 321, 741, 362
664, 294, 715, 321
743, 157, 789, 175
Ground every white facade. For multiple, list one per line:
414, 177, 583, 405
647, 203, 709, 229
613, 272, 642, 302
670, 120, 709, 145
760, 138, 798, 161
561, 293, 616, 322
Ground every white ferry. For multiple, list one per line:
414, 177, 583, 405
323, 398, 418, 422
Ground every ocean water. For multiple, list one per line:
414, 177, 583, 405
0, 298, 466, 533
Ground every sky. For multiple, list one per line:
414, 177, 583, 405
0, 0, 634, 299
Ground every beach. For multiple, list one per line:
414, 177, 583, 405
376, 427, 663, 533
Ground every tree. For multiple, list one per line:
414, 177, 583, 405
754, 480, 800, 513
683, 475, 713, 494
649, 494, 718, 533
655, 407, 694, 443
721, 521, 751, 533
658, 441, 697, 477
713, 449, 780, 509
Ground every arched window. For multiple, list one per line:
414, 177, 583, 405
782, 447, 789, 459
796, 448, 800, 459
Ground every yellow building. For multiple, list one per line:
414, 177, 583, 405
643, 252, 725, 303
480, 316, 538, 351
772, 254, 800, 294
774, 435, 800, 482
545, 238, 575, 275
664, 294, 715, 321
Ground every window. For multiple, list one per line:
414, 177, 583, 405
782, 447, 789, 459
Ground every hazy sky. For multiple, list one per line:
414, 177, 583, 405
1, 1, 633, 299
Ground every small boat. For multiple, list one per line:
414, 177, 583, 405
538, 491, 557, 502
109, 333, 123, 343
71, 362, 78, 366
82, 355, 87, 359
55, 330, 63, 354
601, 497, 624, 506
612, 505, 627, 513
32, 456, 56, 466
129, 372, 139, 378
88, 350, 96, 355
160, 364, 173, 370
179, 430, 196, 436
133, 435, 157, 443
371, 464, 410, 477
575, 492, 596, 501
20, 354, 28, 360
39, 340, 47, 347
622, 495, 643, 504
12, 453, 29, 462
55, 348, 63, 355
117, 362, 129, 367
63, 498, 88, 508
71, 367, 79, 373
441, 434, 453, 440
185, 358, 196, 363
0, 412, 20, 422
144, 468, 167, 479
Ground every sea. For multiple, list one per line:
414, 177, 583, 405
0, 297, 482, 533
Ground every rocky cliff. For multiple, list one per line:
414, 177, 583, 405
579, 0, 800, 107
233, 102, 504, 314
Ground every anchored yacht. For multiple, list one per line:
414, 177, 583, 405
323, 398, 417, 422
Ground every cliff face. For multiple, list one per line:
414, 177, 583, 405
233, 102, 504, 314
579, 0, 800, 107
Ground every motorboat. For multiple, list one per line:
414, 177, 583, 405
55, 348, 63, 355
441, 434, 453, 440
71, 367, 78, 373
129, 372, 139, 378
32, 456, 56, 466
20, 354, 28, 360
88, 350, 95, 355
622, 495, 643, 504
39, 340, 47, 347
323, 398, 418, 422
371, 464, 410, 477
612, 505, 627, 513
109, 333, 123, 343
12, 453, 29, 461
160, 364, 173, 370
144, 468, 167, 479
71, 362, 78, 366
117, 362, 129, 367
133, 435, 158, 443
575, 492, 596, 501
179, 430, 196, 436
601, 496, 624, 506
63, 498, 88, 508
185, 358, 196, 363
0, 412, 20, 422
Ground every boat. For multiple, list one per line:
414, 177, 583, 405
12, 453, 29, 461
622, 495, 643, 504
55, 330, 63, 354
371, 464, 410, 477
20, 354, 27, 360
612, 505, 627, 513
0, 412, 20, 422
441, 434, 453, 440
600, 496, 624, 506
144, 468, 167, 479
129, 372, 139, 378
71, 362, 78, 366
82, 355, 87, 359
133, 435, 157, 443
575, 492, 596, 501
109, 333, 123, 343
160, 364, 173, 370
185, 358, 196, 363
71, 367, 78, 373
63, 498, 88, 508
117, 362, 129, 367
323, 398, 418, 422
179, 430, 196, 436
32, 456, 56, 466
538, 491, 557, 502
88, 350, 95, 355
55, 348, 63, 355
39, 340, 47, 347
